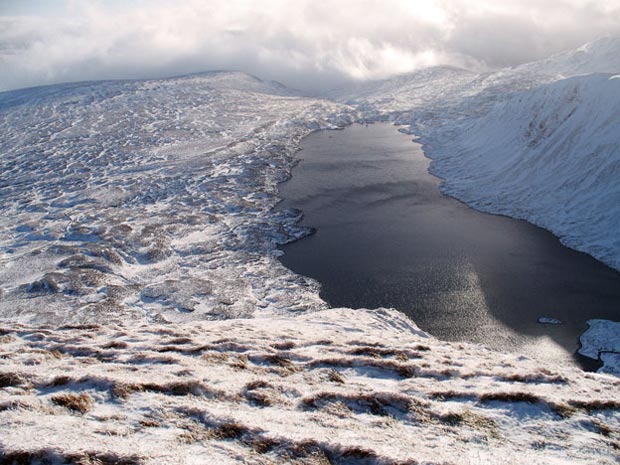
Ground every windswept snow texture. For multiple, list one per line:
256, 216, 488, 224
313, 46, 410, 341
429, 74, 620, 268
1, 308, 619, 465
579, 320, 620, 376
333, 37, 620, 271
0, 72, 354, 324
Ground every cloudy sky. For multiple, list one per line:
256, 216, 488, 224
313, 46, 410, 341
1, 0, 620, 92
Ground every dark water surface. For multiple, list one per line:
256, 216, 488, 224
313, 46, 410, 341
278, 123, 620, 369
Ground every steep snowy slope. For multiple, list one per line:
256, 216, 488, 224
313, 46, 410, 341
429, 73, 620, 269
0, 73, 354, 325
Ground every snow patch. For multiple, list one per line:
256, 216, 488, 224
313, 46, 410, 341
579, 319, 620, 376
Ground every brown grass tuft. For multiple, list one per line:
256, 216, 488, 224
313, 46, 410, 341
550, 402, 577, 418
500, 373, 568, 384
112, 383, 144, 399
51, 392, 94, 413
139, 419, 161, 428
479, 392, 541, 404
272, 341, 295, 350
166, 337, 194, 345
569, 399, 620, 411
229, 354, 249, 370
592, 419, 616, 437
0, 327, 14, 336
67, 452, 143, 465
59, 324, 102, 331
261, 354, 299, 372
245, 380, 272, 390
208, 422, 249, 440
246, 436, 279, 454
101, 341, 128, 349
47, 375, 73, 387
201, 351, 229, 364
0, 450, 44, 465
412, 344, 430, 351
439, 409, 499, 438
348, 346, 409, 359
243, 380, 276, 406
303, 391, 413, 417
327, 369, 345, 384
0, 372, 26, 389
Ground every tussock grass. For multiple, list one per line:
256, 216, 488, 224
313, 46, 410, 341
479, 392, 541, 404
59, 324, 102, 331
138, 419, 161, 428
428, 390, 476, 401
143, 380, 209, 396
272, 341, 295, 350
0, 327, 14, 336
208, 422, 250, 440
499, 372, 568, 384
0, 450, 144, 465
165, 337, 194, 345
243, 380, 276, 406
47, 375, 73, 387
302, 391, 414, 417
201, 351, 229, 363
51, 392, 94, 413
254, 354, 300, 373
569, 399, 620, 411
327, 369, 345, 384
101, 341, 128, 349
439, 409, 500, 438
114, 380, 227, 399
308, 357, 417, 379
229, 354, 249, 370
549, 402, 577, 418
68, 451, 144, 465
112, 383, 144, 399
0, 372, 26, 389
0, 450, 43, 465
0, 400, 39, 413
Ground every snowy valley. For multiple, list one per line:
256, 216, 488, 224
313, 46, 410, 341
1, 38, 620, 464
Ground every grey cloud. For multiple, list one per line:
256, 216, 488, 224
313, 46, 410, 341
1, 0, 620, 93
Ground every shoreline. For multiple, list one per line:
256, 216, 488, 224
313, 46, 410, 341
276, 122, 619, 374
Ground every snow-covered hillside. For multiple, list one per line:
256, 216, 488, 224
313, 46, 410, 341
1, 308, 619, 465
518, 36, 620, 79
0, 72, 353, 325
428, 73, 620, 269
